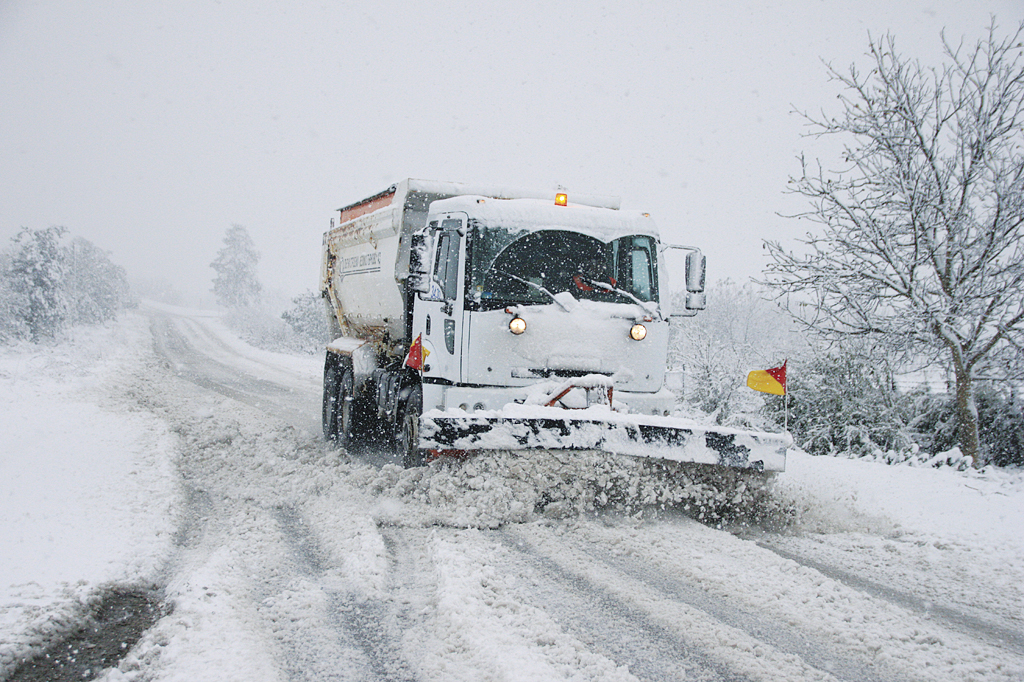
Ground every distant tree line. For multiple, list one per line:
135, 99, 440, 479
0, 226, 132, 344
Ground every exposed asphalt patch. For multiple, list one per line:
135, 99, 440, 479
5, 586, 166, 682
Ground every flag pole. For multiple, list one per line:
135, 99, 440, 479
785, 385, 789, 432
784, 359, 789, 432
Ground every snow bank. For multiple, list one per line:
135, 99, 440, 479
0, 315, 181, 677
778, 450, 1024, 550
772, 449, 1024, 639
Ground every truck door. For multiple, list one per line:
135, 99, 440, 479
412, 213, 466, 385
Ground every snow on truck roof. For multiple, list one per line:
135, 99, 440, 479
336, 179, 622, 218
429, 195, 662, 242
401, 178, 621, 210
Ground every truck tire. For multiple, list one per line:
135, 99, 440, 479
336, 366, 362, 448
397, 386, 425, 468
323, 354, 366, 448
322, 353, 342, 441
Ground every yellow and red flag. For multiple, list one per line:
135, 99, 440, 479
747, 360, 787, 395
404, 334, 430, 370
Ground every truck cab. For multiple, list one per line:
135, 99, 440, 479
410, 195, 679, 418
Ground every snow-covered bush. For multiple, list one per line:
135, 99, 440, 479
764, 349, 916, 457
6, 226, 70, 342
0, 227, 130, 344
222, 306, 305, 353
910, 385, 1024, 467
0, 251, 30, 343
762, 346, 1024, 467
281, 289, 330, 352
65, 237, 133, 324
668, 279, 802, 427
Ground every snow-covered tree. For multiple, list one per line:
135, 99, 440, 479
210, 225, 262, 308
0, 251, 30, 343
1, 228, 133, 344
763, 22, 1024, 466
65, 237, 131, 324
7, 226, 70, 342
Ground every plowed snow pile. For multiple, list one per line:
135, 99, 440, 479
361, 451, 788, 528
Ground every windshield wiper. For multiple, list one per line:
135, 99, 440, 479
582, 278, 662, 318
495, 270, 574, 312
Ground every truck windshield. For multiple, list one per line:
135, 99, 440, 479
469, 227, 658, 310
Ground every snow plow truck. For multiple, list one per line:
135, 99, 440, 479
320, 179, 789, 471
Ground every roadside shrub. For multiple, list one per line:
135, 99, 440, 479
222, 306, 303, 353
910, 386, 1024, 467
281, 290, 330, 352
668, 280, 801, 427
762, 351, 915, 457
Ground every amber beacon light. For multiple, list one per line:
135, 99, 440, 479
555, 192, 568, 206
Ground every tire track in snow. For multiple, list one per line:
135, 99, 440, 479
747, 537, 1024, 655
575, 539, 892, 682
500, 525, 893, 682
125, 329, 387, 680
149, 313, 318, 432
273, 506, 419, 682
493, 529, 745, 682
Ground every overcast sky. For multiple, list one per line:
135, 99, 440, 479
1, 1, 1020, 304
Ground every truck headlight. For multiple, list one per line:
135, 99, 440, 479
629, 323, 647, 341
509, 317, 527, 335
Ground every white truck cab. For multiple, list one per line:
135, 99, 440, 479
411, 195, 677, 417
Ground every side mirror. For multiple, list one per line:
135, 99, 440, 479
662, 243, 707, 317
686, 291, 707, 310
685, 251, 706, 294
408, 232, 431, 294
684, 251, 706, 311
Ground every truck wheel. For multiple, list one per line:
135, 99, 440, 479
337, 366, 361, 448
322, 354, 342, 441
397, 386, 425, 468
323, 354, 363, 448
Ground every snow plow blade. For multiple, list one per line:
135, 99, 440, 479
419, 408, 791, 472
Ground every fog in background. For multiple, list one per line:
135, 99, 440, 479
1, 1, 1019, 305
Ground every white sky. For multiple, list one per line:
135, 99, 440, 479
1, 1, 1020, 302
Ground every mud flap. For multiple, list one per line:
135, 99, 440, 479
419, 411, 790, 472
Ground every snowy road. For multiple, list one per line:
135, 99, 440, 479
3, 307, 1022, 681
